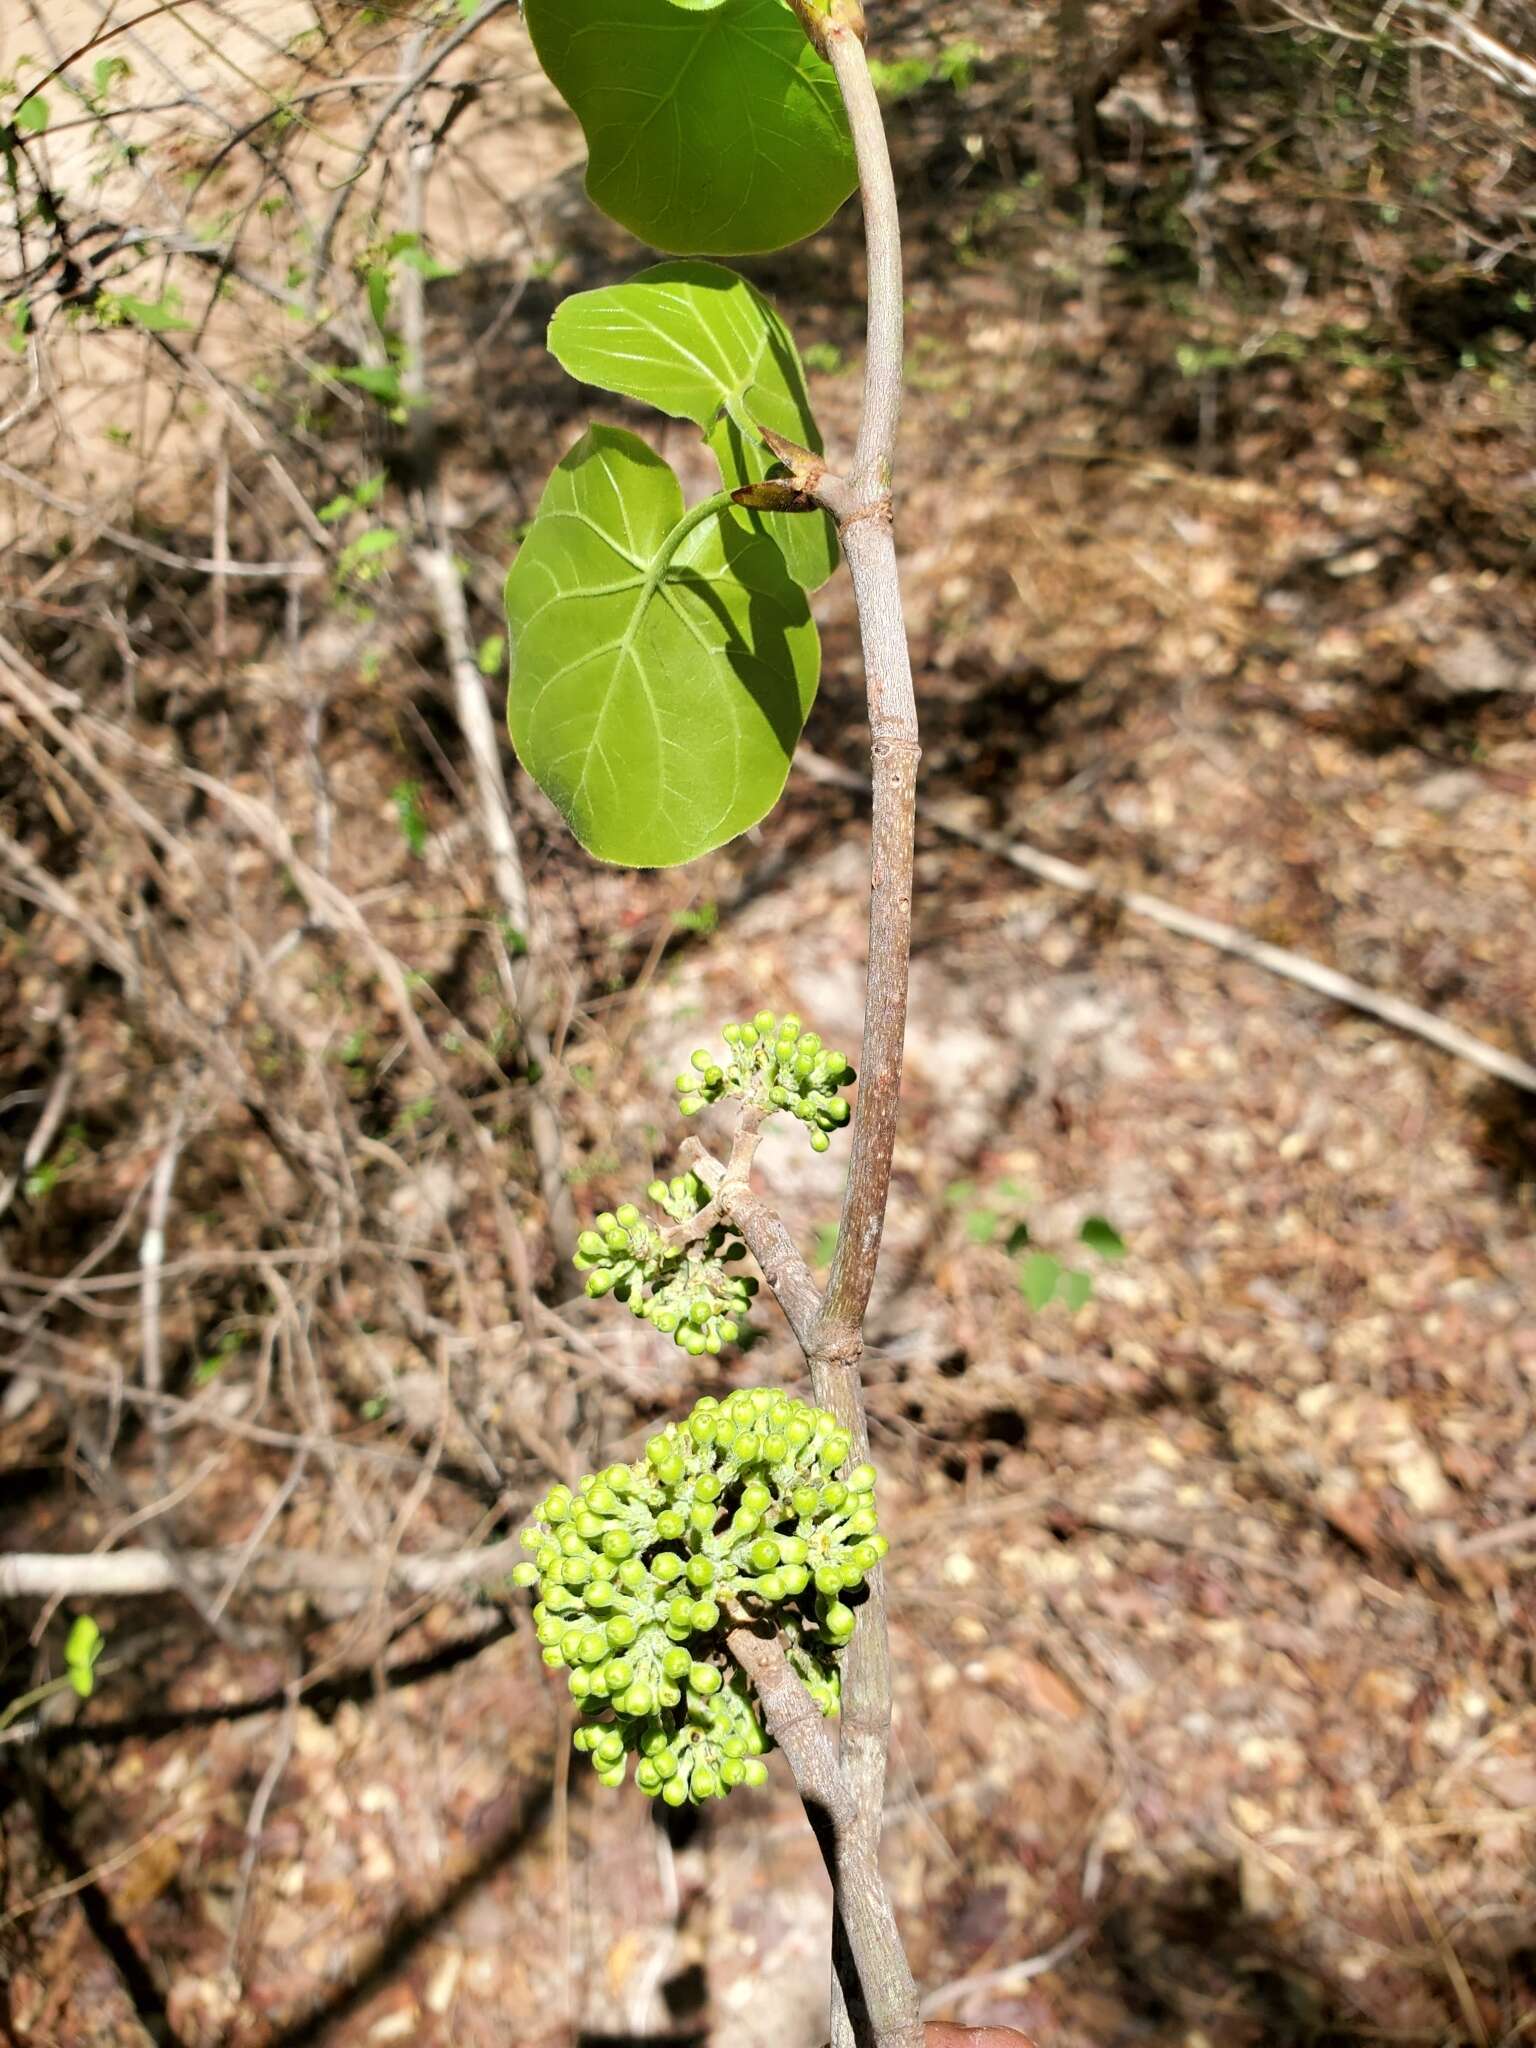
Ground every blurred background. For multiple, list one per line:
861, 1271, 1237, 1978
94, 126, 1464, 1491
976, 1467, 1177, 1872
2, 1, 1534, 2042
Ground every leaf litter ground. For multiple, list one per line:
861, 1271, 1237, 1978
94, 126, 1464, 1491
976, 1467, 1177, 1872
3, 3, 1536, 2044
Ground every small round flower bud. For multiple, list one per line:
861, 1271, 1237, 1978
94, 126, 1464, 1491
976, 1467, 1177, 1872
822, 1602, 856, 1643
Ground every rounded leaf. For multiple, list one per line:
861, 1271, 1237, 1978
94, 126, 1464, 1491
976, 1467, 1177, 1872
506, 426, 818, 867
524, 0, 856, 256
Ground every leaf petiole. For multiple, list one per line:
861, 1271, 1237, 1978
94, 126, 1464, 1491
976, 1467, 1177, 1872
643, 489, 736, 601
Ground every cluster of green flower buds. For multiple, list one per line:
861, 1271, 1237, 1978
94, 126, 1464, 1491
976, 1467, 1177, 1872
572, 1173, 757, 1356
512, 1388, 887, 1803
676, 1011, 854, 1154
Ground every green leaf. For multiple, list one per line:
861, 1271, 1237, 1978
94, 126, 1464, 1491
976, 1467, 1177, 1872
14, 94, 48, 134
336, 363, 403, 405
1018, 1251, 1060, 1309
366, 265, 391, 334
1003, 1221, 1030, 1257
964, 1207, 1000, 1245
106, 290, 191, 333
477, 632, 506, 677
1079, 1214, 1126, 1259
523, 0, 855, 255
337, 525, 400, 583
392, 780, 428, 856
64, 1615, 103, 1697
398, 247, 457, 281
1059, 1268, 1092, 1312
65, 1614, 101, 1668
549, 262, 837, 590
505, 424, 817, 868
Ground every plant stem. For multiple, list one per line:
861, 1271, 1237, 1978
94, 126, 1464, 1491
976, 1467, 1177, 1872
680, 1137, 824, 1353
0, 1672, 73, 1737
816, 13, 918, 1360
729, 1626, 920, 2048
646, 489, 736, 594
793, 13, 924, 2048
833, 22, 905, 497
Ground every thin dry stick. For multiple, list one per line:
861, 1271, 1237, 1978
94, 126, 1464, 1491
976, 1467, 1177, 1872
139, 1098, 189, 1503
176, 766, 541, 1329
0, 634, 190, 867
795, 748, 1536, 1096
0, 826, 142, 991
308, 0, 517, 300
918, 1924, 1095, 2017
2, 1349, 454, 1475
0, 1537, 525, 1602
225, 1688, 300, 1981
0, 459, 322, 579
393, 71, 578, 1252
0, 1019, 77, 1226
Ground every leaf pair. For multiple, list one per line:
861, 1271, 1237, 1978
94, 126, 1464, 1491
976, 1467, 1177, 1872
548, 263, 838, 594
507, 264, 834, 866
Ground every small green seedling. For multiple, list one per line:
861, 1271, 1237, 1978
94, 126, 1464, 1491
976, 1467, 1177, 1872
391, 780, 429, 857
948, 1180, 1127, 1311
317, 472, 387, 526
0, 1615, 106, 1736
